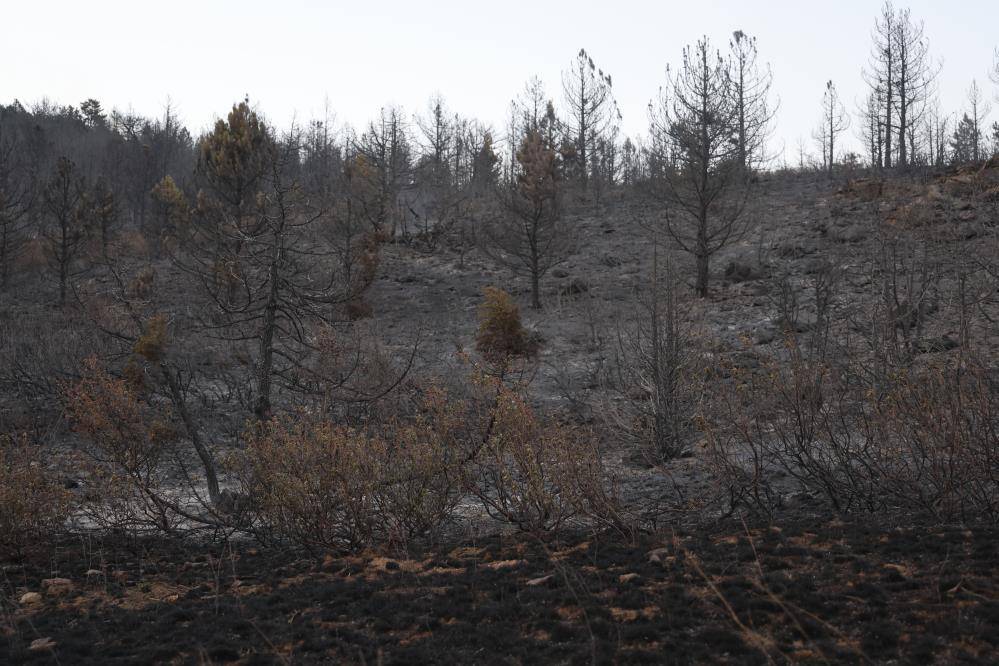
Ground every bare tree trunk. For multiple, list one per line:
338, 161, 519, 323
59, 221, 68, 305
254, 227, 282, 421
160, 364, 221, 505
695, 243, 709, 298
530, 252, 541, 310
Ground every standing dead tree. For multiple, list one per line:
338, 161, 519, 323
561, 48, 620, 194
922, 100, 949, 167
814, 81, 850, 176
179, 104, 379, 421
858, 88, 886, 169
412, 95, 486, 250
355, 106, 412, 238
603, 236, 698, 462
648, 37, 753, 298
891, 5, 937, 168
728, 31, 776, 173
863, 1, 938, 169
966, 80, 990, 163
485, 129, 569, 310
863, 1, 897, 169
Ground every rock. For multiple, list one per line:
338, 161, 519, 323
41, 578, 74, 597
484, 559, 527, 570
955, 222, 983, 239
29, 638, 56, 652
724, 253, 765, 282
828, 223, 868, 243
648, 548, 670, 565
526, 574, 555, 587
19, 592, 43, 605
753, 322, 778, 345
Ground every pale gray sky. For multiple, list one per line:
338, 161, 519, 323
2, 0, 997, 161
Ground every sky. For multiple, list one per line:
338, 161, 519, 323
2, 0, 997, 163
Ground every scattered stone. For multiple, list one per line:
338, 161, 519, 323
647, 548, 670, 565
41, 578, 74, 597
484, 559, 527, 570
526, 574, 555, 587
19, 592, 43, 605
29, 637, 56, 652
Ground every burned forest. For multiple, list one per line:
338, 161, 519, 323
3, 2, 999, 663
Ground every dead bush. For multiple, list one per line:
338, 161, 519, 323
708, 349, 876, 518
601, 251, 700, 463
239, 388, 465, 554
466, 374, 623, 536
708, 345, 999, 523
475, 287, 536, 363
65, 357, 183, 533
116, 229, 150, 259
240, 418, 381, 552
0, 434, 73, 560
128, 265, 156, 299
864, 361, 999, 522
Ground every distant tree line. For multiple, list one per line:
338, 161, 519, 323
1, 4, 998, 309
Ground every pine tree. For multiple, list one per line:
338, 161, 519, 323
42, 157, 88, 305
485, 130, 568, 310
